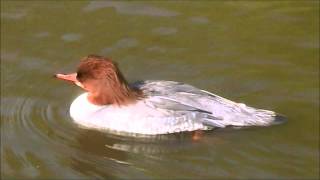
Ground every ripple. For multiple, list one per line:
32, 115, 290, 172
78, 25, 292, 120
1, 51, 19, 63
1, 95, 86, 176
296, 41, 319, 49
34, 32, 50, 38
1, 9, 28, 20
114, 38, 139, 48
1, 96, 79, 149
100, 37, 139, 54
83, 1, 180, 17
189, 16, 210, 24
19, 57, 51, 72
2, 95, 199, 178
61, 33, 82, 42
146, 46, 167, 53
152, 27, 177, 35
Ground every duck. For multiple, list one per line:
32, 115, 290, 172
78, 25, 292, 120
55, 55, 285, 135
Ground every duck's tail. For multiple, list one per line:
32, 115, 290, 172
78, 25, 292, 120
246, 107, 287, 127
269, 113, 287, 125
200, 90, 287, 128
200, 107, 287, 129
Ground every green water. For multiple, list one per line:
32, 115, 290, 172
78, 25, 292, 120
1, 1, 319, 179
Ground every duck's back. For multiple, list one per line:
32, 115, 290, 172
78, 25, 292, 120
134, 80, 285, 128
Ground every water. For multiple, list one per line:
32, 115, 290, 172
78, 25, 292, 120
1, 1, 319, 179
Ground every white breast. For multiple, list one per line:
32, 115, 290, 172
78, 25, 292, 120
69, 93, 206, 135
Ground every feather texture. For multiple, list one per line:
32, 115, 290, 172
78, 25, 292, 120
70, 80, 285, 135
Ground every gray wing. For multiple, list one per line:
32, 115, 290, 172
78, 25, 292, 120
132, 80, 227, 128
146, 95, 226, 128
132, 80, 277, 127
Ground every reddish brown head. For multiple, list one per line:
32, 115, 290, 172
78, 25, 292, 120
55, 55, 143, 106
76, 55, 126, 84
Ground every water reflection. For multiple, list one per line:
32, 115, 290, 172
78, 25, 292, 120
70, 128, 210, 178
1, 0, 319, 179
74, 128, 199, 156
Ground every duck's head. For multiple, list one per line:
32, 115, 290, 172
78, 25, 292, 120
55, 55, 142, 106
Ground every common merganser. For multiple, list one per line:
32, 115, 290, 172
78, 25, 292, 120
55, 55, 285, 135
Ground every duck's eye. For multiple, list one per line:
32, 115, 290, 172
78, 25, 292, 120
76, 72, 82, 78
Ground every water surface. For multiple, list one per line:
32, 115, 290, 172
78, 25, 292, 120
1, 1, 319, 179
